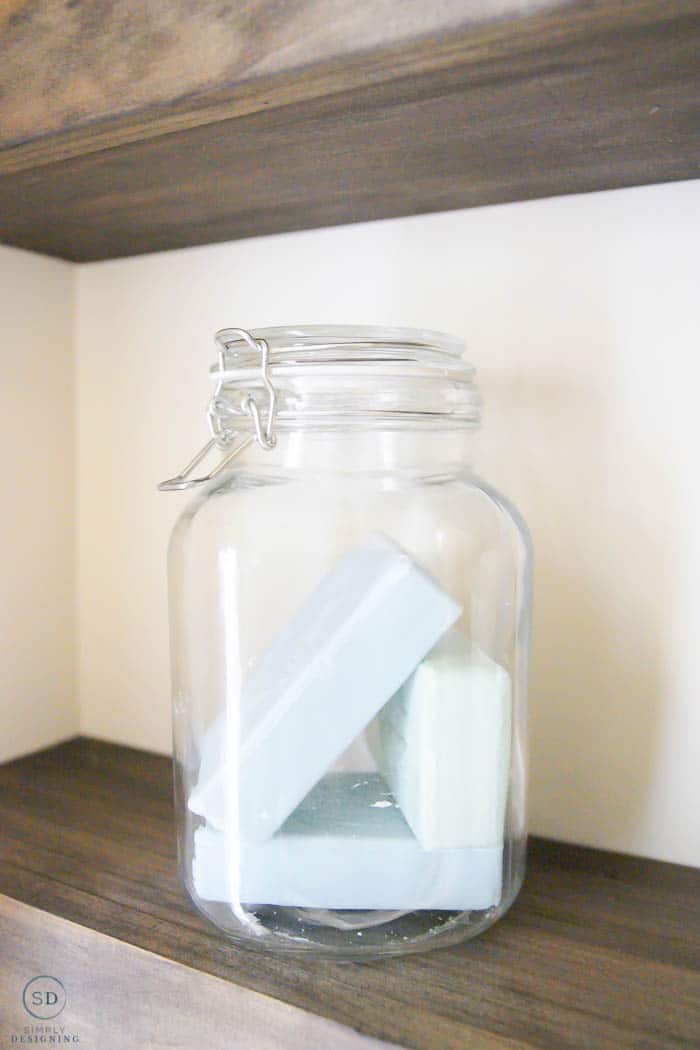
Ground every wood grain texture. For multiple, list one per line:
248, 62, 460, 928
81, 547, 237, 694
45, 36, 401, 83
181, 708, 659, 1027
0, 0, 698, 261
0, 0, 556, 155
0, 896, 394, 1050
1, 738, 699, 1049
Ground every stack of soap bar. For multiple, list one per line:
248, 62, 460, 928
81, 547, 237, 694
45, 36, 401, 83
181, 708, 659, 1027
376, 629, 511, 849
192, 773, 502, 910
188, 536, 460, 836
193, 535, 461, 842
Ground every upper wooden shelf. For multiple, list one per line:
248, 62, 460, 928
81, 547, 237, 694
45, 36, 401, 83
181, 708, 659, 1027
1, 737, 699, 1048
0, 0, 698, 262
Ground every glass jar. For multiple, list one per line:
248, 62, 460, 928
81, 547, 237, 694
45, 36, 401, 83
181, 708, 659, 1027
161, 325, 531, 959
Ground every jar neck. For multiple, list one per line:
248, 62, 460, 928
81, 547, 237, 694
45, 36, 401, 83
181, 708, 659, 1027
232, 427, 477, 476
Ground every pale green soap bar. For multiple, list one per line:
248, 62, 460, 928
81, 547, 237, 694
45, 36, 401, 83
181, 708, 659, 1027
377, 629, 512, 850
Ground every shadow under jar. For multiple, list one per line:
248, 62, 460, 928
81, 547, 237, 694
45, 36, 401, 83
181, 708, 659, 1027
162, 325, 532, 959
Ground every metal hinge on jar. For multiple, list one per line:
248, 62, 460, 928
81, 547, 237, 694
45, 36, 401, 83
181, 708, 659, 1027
158, 328, 277, 491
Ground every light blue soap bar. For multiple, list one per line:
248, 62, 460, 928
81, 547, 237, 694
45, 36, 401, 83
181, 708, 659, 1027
188, 714, 225, 831
192, 773, 502, 911
224, 535, 460, 841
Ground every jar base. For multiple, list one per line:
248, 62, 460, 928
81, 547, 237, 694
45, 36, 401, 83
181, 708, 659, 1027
184, 872, 524, 960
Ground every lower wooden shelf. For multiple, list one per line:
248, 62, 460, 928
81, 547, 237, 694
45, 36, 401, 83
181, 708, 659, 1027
1, 737, 698, 1049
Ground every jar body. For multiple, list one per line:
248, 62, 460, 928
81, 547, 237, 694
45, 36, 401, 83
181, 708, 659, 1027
169, 430, 531, 957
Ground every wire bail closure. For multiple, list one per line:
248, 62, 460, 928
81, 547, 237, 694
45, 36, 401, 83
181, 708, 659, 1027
158, 328, 277, 492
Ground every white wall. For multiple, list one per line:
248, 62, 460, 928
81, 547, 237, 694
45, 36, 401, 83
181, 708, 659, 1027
0, 244, 77, 762
73, 178, 700, 866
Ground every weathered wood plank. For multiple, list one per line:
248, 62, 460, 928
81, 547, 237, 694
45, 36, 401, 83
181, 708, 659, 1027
0, 0, 555, 159
1, 736, 699, 1049
0, 1, 698, 261
0, 895, 396, 1050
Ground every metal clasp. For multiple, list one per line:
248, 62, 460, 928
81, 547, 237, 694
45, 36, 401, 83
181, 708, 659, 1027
158, 328, 277, 492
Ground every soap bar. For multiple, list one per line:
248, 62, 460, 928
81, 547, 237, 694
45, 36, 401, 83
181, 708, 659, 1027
194, 535, 461, 841
192, 773, 502, 910
376, 630, 511, 849
188, 712, 226, 831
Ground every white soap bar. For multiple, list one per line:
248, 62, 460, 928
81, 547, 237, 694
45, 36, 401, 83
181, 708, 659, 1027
192, 773, 502, 910
191, 535, 461, 841
376, 630, 511, 849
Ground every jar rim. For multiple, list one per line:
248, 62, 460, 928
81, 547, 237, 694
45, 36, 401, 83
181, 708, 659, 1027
215, 324, 471, 366
214, 325, 476, 380
212, 324, 481, 433
159, 325, 480, 491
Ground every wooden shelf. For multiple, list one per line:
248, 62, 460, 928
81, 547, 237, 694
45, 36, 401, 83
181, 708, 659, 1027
1, 737, 699, 1048
0, 1, 698, 262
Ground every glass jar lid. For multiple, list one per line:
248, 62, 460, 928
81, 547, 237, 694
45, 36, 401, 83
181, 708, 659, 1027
160, 325, 480, 491
213, 325, 481, 431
